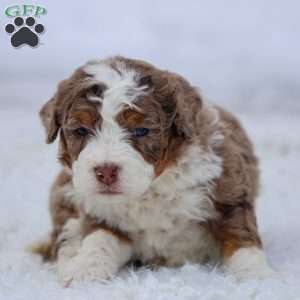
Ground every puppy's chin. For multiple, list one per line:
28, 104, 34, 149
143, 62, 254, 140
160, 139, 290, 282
74, 182, 152, 209
95, 185, 150, 203
94, 190, 131, 203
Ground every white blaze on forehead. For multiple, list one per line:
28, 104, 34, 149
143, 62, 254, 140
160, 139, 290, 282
84, 60, 147, 121
72, 60, 155, 208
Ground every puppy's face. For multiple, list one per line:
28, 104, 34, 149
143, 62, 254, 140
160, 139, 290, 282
40, 58, 200, 204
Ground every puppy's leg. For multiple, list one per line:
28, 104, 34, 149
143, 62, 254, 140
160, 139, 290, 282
57, 218, 82, 284
30, 170, 78, 261
58, 228, 132, 285
213, 204, 275, 280
49, 170, 79, 260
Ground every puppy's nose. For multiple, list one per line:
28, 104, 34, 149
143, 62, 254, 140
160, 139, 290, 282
94, 164, 119, 186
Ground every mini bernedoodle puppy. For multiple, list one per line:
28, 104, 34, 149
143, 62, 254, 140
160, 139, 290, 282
33, 56, 275, 285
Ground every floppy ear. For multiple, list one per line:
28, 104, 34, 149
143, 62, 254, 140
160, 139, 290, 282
39, 96, 60, 144
172, 86, 203, 139
151, 71, 203, 140
39, 71, 95, 144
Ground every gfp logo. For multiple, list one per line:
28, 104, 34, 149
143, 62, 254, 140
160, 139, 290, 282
4, 5, 47, 48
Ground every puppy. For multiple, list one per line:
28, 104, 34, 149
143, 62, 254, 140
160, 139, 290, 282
34, 56, 274, 284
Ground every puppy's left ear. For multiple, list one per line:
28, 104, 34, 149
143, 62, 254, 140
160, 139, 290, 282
150, 71, 203, 140
171, 85, 203, 140
39, 96, 60, 144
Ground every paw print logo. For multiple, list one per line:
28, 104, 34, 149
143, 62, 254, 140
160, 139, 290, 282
5, 17, 45, 48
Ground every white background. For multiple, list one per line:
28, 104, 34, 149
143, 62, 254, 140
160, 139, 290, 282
1, 0, 300, 114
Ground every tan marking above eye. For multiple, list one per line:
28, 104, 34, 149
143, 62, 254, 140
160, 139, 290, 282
72, 111, 96, 125
65, 109, 100, 132
117, 109, 146, 129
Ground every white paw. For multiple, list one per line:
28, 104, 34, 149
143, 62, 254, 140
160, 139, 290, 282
57, 229, 132, 286
226, 247, 278, 281
58, 252, 117, 286
229, 262, 277, 281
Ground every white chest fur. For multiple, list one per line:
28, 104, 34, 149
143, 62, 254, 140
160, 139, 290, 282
103, 188, 220, 266
80, 143, 223, 266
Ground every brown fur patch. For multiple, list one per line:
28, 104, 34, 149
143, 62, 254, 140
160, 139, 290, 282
70, 110, 97, 128
44, 170, 79, 261
117, 109, 146, 128
210, 107, 262, 261
114, 66, 200, 176
59, 99, 101, 165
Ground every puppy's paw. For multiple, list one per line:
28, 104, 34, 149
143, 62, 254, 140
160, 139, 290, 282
58, 253, 116, 286
58, 229, 132, 286
226, 247, 277, 281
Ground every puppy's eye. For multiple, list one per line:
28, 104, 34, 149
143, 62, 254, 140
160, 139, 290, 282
134, 127, 149, 137
74, 127, 90, 137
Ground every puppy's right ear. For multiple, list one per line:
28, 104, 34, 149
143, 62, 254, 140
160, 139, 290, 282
39, 96, 60, 144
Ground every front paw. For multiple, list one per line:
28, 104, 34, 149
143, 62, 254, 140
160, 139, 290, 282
58, 253, 117, 286
58, 228, 132, 286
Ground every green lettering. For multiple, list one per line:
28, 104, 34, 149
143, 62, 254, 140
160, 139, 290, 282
35, 6, 47, 17
23, 5, 35, 16
5, 5, 20, 17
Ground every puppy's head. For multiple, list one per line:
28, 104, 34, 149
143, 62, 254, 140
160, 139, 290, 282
40, 57, 202, 205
